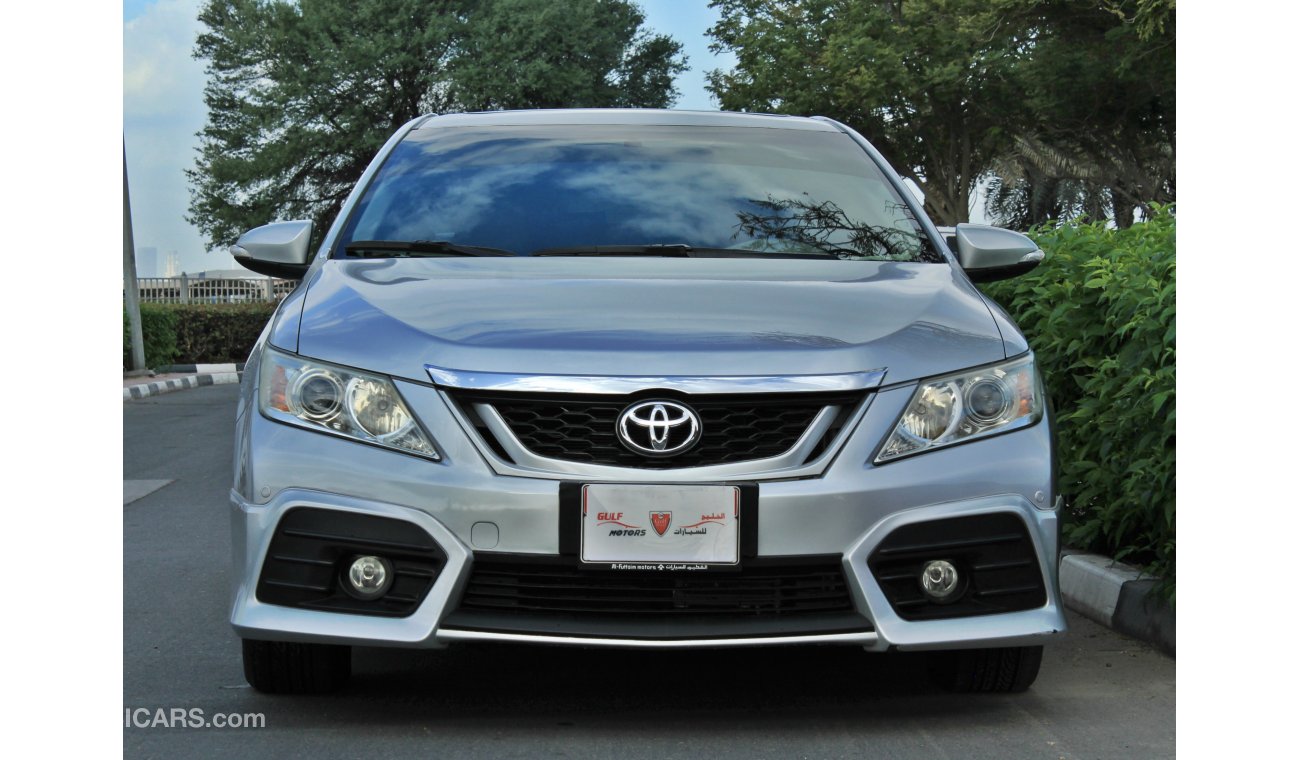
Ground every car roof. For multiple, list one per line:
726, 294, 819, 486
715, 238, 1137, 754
413, 108, 838, 132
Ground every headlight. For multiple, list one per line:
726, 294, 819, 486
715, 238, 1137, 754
875, 354, 1042, 463
259, 348, 439, 459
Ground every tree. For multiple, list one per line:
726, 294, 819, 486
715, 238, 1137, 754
985, 0, 1175, 228
706, 0, 1175, 229
187, 0, 685, 250
452, 0, 686, 110
983, 172, 1111, 232
707, 0, 1026, 225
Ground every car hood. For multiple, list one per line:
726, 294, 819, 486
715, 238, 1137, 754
287, 257, 1008, 386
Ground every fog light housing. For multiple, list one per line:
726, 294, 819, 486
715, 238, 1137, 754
919, 559, 961, 602
345, 555, 392, 599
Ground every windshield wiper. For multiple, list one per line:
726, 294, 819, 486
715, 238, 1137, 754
532, 244, 695, 257
531, 244, 839, 259
344, 240, 516, 258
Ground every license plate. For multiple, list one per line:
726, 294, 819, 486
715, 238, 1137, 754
580, 484, 740, 567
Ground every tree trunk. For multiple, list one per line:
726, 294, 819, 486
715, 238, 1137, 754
1111, 186, 1135, 228
920, 180, 969, 226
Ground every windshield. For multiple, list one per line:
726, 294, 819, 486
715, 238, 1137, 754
337, 124, 943, 262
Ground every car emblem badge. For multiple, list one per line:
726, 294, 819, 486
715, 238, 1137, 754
615, 400, 702, 457
650, 512, 672, 537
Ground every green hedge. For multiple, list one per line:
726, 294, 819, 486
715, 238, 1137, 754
123, 304, 179, 369
123, 303, 276, 368
982, 208, 1175, 596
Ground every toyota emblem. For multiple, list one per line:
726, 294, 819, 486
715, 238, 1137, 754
615, 400, 702, 457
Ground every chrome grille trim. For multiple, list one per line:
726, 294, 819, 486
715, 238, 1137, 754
438, 390, 876, 482
476, 402, 841, 479
425, 366, 887, 395
435, 628, 880, 649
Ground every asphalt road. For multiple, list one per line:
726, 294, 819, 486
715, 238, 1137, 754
124, 384, 1175, 759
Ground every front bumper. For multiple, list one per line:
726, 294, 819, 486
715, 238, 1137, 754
230, 375, 1066, 651
230, 487, 1065, 652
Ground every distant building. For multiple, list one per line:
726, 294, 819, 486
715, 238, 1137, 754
190, 269, 265, 279
136, 246, 158, 277
164, 250, 181, 277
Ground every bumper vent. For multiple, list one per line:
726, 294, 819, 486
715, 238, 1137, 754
444, 555, 872, 639
459, 556, 855, 616
457, 391, 861, 469
256, 508, 446, 618
867, 513, 1047, 621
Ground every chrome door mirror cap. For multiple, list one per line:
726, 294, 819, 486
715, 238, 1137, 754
231, 220, 313, 279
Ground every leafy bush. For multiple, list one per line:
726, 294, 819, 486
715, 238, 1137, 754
123, 304, 179, 369
171, 303, 277, 364
981, 208, 1175, 594
122, 303, 276, 368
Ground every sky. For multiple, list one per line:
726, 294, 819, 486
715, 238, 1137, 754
122, 0, 736, 277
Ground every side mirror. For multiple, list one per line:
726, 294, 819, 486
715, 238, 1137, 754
230, 220, 313, 279
946, 223, 1044, 283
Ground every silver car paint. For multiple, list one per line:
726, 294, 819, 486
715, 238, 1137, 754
231, 220, 313, 267
951, 224, 1044, 271
815, 117, 1029, 361
267, 114, 430, 354
290, 257, 1009, 386
231, 366, 1065, 648
416, 108, 838, 132
232, 109, 1065, 650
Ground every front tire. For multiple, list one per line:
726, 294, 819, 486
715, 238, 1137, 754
241, 638, 351, 694
927, 645, 1043, 693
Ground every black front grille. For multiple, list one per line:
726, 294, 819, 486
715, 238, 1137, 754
256, 508, 446, 618
867, 513, 1047, 621
459, 391, 861, 469
459, 556, 855, 616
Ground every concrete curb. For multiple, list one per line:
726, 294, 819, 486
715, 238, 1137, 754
123, 372, 242, 400
1060, 552, 1175, 656
155, 362, 246, 374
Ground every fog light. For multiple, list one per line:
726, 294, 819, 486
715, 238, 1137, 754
346, 555, 392, 599
919, 559, 961, 602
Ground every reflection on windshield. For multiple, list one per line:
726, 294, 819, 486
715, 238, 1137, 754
732, 195, 930, 260
338, 125, 943, 263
